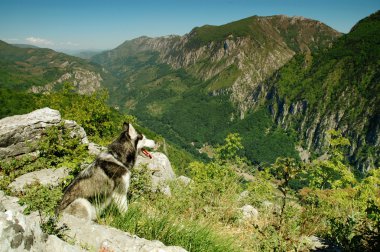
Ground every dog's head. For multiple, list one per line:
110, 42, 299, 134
122, 122, 155, 159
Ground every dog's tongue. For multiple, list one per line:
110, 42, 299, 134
142, 148, 153, 159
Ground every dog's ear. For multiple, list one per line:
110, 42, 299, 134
125, 122, 138, 140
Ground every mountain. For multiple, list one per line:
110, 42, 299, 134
0, 40, 110, 94
91, 15, 342, 165
12, 44, 40, 49
93, 15, 340, 117
63, 49, 105, 59
264, 10, 380, 170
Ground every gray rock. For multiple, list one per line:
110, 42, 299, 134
262, 200, 273, 208
0, 209, 84, 252
176, 176, 192, 186
88, 142, 107, 156
135, 152, 176, 196
9, 167, 69, 193
63, 120, 89, 144
240, 205, 259, 221
0, 108, 89, 160
0, 191, 26, 213
238, 190, 249, 201
59, 213, 187, 252
302, 235, 342, 251
0, 108, 61, 159
45, 235, 85, 252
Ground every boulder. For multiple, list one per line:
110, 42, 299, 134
240, 204, 259, 221
1, 190, 186, 252
9, 167, 69, 193
0, 191, 83, 252
88, 142, 107, 156
0, 191, 26, 214
0, 108, 88, 160
63, 120, 89, 144
238, 190, 249, 201
60, 213, 187, 252
135, 152, 176, 196
176, 176, 192, 186
0, 108, 61, 158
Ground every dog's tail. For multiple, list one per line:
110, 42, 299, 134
56, 163, 95, 216
56, 183, 78, 216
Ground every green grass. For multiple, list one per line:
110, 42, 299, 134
107, 205, 238, 252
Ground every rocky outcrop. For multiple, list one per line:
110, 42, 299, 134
60, 214, 186, 252
0, 108, 88, 160
0, 108, 61, 158
0, 191, 84, 252
29, 68, 103, 95
136, 152, 176, 196
0, 191, 186, 252
240, 205, 259, 221
9, 167, 69, 193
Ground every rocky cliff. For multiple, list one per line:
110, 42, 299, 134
260, 11, 380, 171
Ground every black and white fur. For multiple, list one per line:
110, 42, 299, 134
57, 122, 155, 220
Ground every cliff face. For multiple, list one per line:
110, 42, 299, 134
253, 11, 380, 170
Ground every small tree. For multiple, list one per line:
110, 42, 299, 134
271, 157, 303, 230
215, 133, 244, 164
306, 129, 356, 189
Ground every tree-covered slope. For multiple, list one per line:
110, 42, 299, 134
0, 40, 112, 94
91, 15, 341, 165
267, 10, 380, 170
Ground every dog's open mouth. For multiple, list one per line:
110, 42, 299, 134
141, 148, 153, 159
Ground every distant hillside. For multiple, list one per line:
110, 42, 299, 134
91, 15, 341, 164
0, 40, 119, 118
0, 40, 112, 94
12, 44, 40, 49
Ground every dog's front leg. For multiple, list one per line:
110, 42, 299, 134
112, 172, 130, 214
112, 192, 128, 214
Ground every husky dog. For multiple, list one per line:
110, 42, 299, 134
57, 122, 155, 220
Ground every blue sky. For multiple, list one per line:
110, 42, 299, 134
0, 0, 379, 51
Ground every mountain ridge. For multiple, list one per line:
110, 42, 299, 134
92, 14, 341, 118
90, 14, 343, 165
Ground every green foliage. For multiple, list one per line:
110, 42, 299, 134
38, 123, 91, 169
300, 130, 356, 189
109, 205, 238, 252
0, 88, 39, 118
328, 200, 380, 251
215, 133, 244, 163
127, 164, 152, 201
19, 184, 63, 216
356, 168, 380, 203
38, 83, 135, 144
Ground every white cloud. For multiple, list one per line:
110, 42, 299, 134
26, 37, 54, 46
